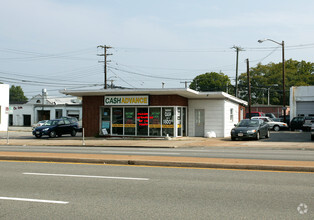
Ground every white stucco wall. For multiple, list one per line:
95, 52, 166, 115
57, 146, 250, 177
10, 104, 34, 126
224, 100, 239, 137
188, 99, 225, 137
0, 84, 9, 131
290, 86, 314, 119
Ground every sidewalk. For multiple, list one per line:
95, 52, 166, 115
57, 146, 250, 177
1, 128, 314, 172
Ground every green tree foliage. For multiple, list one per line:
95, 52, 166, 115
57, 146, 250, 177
238, 59, 314, 105
9, 85, 28, 103
189, 72, 234, 94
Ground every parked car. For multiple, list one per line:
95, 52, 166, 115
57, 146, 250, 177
231, 119, 270, 141
303, 116, 314, 131
245, 112, 265, 119
60, 116, 82, 132
265, 113, 281, 122
32, 118, 77, 138
279, 115, 290, 126
251, 116, 288, 131
32, 120, 48, 130
290, 116, 306, 131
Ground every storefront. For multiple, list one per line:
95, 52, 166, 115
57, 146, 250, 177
61, 88, 247, 138
100, 95, 187, 137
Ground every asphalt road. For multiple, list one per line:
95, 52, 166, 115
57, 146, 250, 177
1, 145, 314, 161
0, 161, 313, 219
1, 130, 313, 142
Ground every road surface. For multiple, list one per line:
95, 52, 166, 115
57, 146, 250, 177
0, 161, 313, 219
1, 145, 314, 161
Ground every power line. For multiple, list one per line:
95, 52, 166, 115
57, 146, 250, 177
108, 66, 193, 81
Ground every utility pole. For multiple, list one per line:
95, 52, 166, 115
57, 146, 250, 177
232, 46, 244, 98
97, 45, 112, 89
246, 59, 251, 119
180, 81, 191, 89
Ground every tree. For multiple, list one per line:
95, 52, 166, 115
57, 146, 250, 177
189, 72, 233, 94
9, 85, 28, 103
238, 59, 314, 105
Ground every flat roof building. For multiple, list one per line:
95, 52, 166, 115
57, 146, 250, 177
61, 88, 247, 138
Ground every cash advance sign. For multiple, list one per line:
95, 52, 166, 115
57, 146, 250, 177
104, 95, 149, 106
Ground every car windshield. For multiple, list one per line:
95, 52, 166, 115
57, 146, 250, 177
238, 120, 259, 127
44, 120, 59, 126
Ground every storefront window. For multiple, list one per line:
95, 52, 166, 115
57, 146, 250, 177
112, 108, 123, 135
182, 107, 186, 136
149, 108, 161, 136
137, 108, 148, 136
162, 107, 174, 136
101, 108, 111, 135
177, 108, 182, 136
125, 108, 135, 135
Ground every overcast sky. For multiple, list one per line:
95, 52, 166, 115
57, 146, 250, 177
1, 0, 314, 98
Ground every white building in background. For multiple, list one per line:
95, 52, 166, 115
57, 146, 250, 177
10, 90, 82, 126
290, 86, 314, 119
0, 84, 9, 131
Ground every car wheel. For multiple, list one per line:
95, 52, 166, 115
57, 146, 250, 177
71, 129, 77, 137
35, 134, 42, 138
265, 130, 270, 138
273, 125, 280, 131
312, 135, 314, 141
49, 131, 57, 138
255, 132, 260, 140
231, 137, 236, 141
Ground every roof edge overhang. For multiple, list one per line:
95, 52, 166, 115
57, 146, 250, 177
60, 88, 247, 106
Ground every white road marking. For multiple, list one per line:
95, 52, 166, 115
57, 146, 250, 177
101, 151, 180, 155
23, 172, 149, 181
0, 196, 68, 204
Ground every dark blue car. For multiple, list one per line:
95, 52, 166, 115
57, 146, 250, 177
32, 118, 77, 138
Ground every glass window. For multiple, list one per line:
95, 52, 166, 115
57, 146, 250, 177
101, 108, 111, 135
112, 108, 123, 135
182, 107, 186, 136
137, 108, 148, 136
162, 107, 174, 136
125, 108, 135, 135
230, 108, 234, 121
177, 108, 182, 136
149, 108, 161, 136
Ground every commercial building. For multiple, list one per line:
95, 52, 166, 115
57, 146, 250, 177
290, 86, 314, 118
0, 84, 9, 131
10, 90, 82, 126
62, 88, 247, 138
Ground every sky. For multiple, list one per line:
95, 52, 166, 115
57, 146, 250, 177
1, 0, 314, 98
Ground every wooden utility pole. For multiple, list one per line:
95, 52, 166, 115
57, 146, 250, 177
97, 45, 112, 89
246, 59, 251, 119
232, 46, 244, 98
180, 81, 192, 89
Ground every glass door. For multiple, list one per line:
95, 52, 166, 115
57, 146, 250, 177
137, 108, 148, 136
125, 108, 135, 135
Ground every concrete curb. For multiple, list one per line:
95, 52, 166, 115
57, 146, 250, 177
1, 156, 313, 173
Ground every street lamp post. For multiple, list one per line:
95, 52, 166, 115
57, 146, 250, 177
258, 39, 286, 122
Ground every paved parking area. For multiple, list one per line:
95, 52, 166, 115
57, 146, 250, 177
0, 127, 313, 149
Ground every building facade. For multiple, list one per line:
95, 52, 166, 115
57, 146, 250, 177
290, 86, 314, 118
62, 88, 247, 138
10, 93, 82, 126
0, 84, 9, 131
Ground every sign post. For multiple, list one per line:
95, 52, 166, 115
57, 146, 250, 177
5, 107, 9, 144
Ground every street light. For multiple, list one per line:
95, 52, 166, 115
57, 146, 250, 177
267, 84, 278, 105
258, 38, 286, 122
